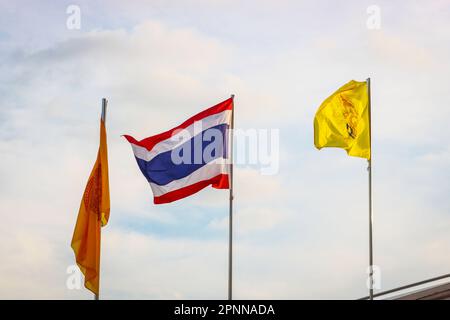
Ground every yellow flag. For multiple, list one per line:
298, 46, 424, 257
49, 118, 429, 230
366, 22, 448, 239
314, 80, 371, 159
71, 118, 110, 296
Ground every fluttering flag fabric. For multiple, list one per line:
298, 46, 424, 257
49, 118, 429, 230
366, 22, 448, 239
314, 80, 370, 159
71, 118, 110, 296
124, 98, 233, 204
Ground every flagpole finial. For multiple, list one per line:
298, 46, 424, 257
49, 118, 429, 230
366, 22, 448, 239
230, 94, 235, 100
101, 98, 108, 122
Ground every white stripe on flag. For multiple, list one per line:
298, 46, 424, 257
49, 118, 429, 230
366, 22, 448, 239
149, 157, 229, 196
131, 110, 232, 162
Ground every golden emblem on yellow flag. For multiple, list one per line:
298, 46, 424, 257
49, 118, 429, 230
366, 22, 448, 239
314, 80, 371, 159
71, 101, 110, 297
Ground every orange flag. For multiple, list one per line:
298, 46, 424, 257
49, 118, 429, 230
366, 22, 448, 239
71, 112, 110, 296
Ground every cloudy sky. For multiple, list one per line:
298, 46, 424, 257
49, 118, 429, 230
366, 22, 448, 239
0, 0, 449, 299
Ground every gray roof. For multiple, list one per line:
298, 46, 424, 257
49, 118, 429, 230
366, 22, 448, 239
393, 282, 450, 300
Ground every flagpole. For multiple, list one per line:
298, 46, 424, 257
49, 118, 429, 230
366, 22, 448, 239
95, 97, 108, 301
228, 94, 235, 300
101, 98, 107, 123
366, 78, 374, 300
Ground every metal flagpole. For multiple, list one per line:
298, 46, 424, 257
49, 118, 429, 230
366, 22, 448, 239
95, 98, 108, 301
366, 78, 374, 300
228, 94, 235, 300
101, 98, 107, 123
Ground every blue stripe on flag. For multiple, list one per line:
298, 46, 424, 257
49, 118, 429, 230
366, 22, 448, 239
135, 123, 229, 186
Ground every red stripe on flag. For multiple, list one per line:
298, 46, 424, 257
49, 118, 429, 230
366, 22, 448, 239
153, 174, 229, 204
124, 98, 233, 151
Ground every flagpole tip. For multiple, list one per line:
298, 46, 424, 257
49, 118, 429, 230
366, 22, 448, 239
101, 98, 108, 122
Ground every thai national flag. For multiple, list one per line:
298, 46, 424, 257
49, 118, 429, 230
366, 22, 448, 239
124, 98, 233, 204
